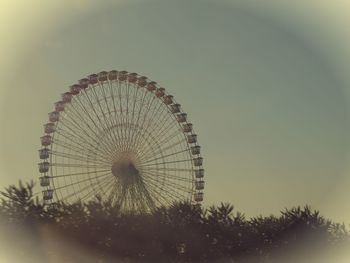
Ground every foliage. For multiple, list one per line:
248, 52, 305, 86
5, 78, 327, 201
0, 181, 348, 262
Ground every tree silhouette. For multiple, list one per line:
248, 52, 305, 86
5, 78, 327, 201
0, 181, 348, 262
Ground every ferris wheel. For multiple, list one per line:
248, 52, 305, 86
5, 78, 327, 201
38, 70, 204, 213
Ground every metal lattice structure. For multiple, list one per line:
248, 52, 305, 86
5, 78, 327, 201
38, 70, 204, 213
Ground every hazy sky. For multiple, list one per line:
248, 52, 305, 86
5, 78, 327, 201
1, 0, 350, 223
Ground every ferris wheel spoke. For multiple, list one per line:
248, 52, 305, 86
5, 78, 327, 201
138, 159, 191, 167
134, 178, 156, 211
138, 137, 187, 163
55, 120, 105, 157
126, 185, 141, 212
106, 81, 125, 146
65, 100, 104, 140
58, 111, 95, 141
53, 171, 111, 192
52, 136, 98, 158
126, 83, 140, 151
127, 86, 146, 141
71, 174, 113, 201
119, 82, 133, 153
99, 82, 126, 153
117, 91, 137, 152
58, 111, 105, 150
99, 80, 125, 152
142, 176, 191, 193
124, 82, 132, 143
54, 127, 113, 163
90, 84, 121, 151
53, 128, 99, 155
127, 185, 138, 211
141, 170, 193, 183
142, 176, 188, 202
52, 137, 110, 163
136, 97, 169, 140
116, 81, 127, 152
81, 89, 108, 130
129, 128, 161, 163
50, 148, 110, 165
140, 102, 174, 139
150, 119, 181, 146
78, 89, 121, 156
128, 88, 150, 150
95, 83, 119, 140
116, 187, 130, 208
139, 102, 173, 142
129, 93, 157, 150
142, 170, 193, 193
63, 103, 101, 140
51, 168, 111, 178
133, 104, 171, 152
146, 128, 185, 157
51, 162, 109, 169
127, 187, 137, 212
105, 181, 120, 204
122, 81, 134, 153
140, 148, 189, 165
130, 188, 141, 212
62, 174, 114, 202
63, 102, 119, 158
130, 126, 164, 161
141, 167, 194, 173
141, 181, 173, 207
115, 186, 127, 210
80, 177, 116, 203
136, 118, 180, 158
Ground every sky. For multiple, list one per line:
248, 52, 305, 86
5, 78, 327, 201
1, 0, 350, 223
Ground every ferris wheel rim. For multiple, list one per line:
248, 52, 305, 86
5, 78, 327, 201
38, 70, 204, 212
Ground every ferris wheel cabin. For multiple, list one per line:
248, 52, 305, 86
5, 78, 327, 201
170, 104, 181, 113
78, 78, 89, 89
39, 176, 50, 187
138, 76, 148, 87
182, 123, 193, 133
155, 88, 165, 97
191, 145, 201, 155
127, 73, 138, 83
194, 192, 204, 202
187, 134, 197, 144
163, 95, 173, 105
147, 81, 157, 91
88, 74, 98, 84
62, 92, 73, 103
98, 71, 108, 82
118, 71, 128, 81
176, 113, 187, 123
39, 148, 50, 159
43, 189, 54, 201
49, 111, 59, 122
44, 123, 55, 134
193, 157, 203, 166
40, 135, 52, 146
195, 180, 205, 190
69, 84, 81, 95
108, 70, 118, 80
195, 169, 204, 178
38, 162, 49, 173
54, 101, 65, 112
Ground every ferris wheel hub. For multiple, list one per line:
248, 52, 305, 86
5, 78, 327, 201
111, 161, 140, 184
